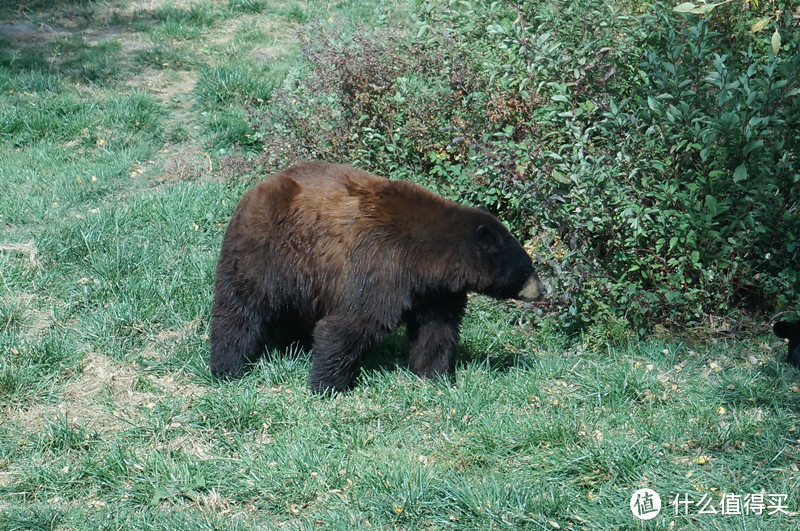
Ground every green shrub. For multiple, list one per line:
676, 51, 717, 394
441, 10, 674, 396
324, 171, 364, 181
626, 9, 800, 318
537, 2, 800, 330
248, 0, 800, 337
250, 25, 464, 173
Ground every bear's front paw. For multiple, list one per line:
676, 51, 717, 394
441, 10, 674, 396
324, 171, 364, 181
209, 359, 246, 379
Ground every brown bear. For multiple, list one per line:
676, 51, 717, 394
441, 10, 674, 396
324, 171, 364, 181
209, 161, 544, 394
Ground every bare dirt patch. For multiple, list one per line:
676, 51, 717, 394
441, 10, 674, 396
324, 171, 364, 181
140, 320, 200, 360
0, 0, 207, 51
3, 292, 68, 342
0, 242, 39, 265
0, 22, 70, 41
62, 352, 143, 405
160, 145, 215, 182
9, 352, 204, 437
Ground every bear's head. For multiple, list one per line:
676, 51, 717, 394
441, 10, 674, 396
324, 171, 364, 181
474, 221, 544, 302
773, 319, 800, 367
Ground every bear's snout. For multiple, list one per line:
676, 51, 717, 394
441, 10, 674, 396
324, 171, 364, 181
516, 273, 545, 302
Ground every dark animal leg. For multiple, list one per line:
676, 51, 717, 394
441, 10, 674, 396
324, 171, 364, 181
406, 293, 467, 380
774, 320, 800, 367
310, 315, 379, 394
209, 301, 267, 377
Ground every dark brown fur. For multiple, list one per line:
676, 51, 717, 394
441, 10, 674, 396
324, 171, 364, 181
774, 320, 800, 367
210, 162, 543, 393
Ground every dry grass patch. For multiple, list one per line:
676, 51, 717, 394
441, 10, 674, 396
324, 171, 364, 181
0, 242, 39, 265
7, 351, 204, 438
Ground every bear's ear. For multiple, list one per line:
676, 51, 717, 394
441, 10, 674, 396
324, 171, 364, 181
774, 320, 800, 339
476, 224, 504, 254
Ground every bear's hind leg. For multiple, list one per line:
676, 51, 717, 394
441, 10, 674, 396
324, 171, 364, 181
209, 302, 268, 377
406, 294, 467, 380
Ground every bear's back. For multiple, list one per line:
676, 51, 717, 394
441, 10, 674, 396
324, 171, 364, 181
235, 161, 488, 269
280, 161, 381, 193
270, 162, 450, 229
278, 162, 376, 234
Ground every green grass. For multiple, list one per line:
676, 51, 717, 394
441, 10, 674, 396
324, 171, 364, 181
1, 1, 798, 529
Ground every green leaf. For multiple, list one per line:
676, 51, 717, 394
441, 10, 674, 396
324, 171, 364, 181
687, 230, 697, 247
672, 2, 698, 12
705, 195, 718, 216
690, 251, 700, 264
743, 140, 763, 156
673, 1, 719, 14
151, 486, 178, 507
690, 3, 718, 14
690, 4, 717, 15
771, 30, 781, 55
733, 163, 748, 183
551, 169, 570, 185
749, 18, 771, 34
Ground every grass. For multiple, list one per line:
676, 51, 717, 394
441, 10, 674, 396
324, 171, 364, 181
1, 1, 799, 529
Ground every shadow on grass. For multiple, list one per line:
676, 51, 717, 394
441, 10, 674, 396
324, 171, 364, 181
195, 325, 528, 393
0, 1, 214, 84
